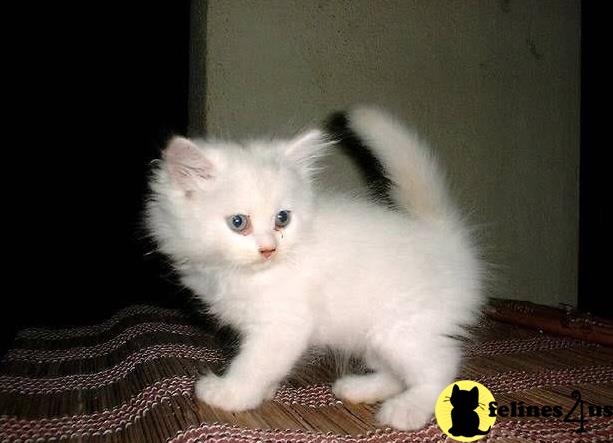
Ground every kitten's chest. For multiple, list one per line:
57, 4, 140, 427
190, 267, 301, 329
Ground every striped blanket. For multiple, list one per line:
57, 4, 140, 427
1, 304, 612, 442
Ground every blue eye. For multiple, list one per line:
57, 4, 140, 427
275, 210, 291, 228
227, 214, 249, 232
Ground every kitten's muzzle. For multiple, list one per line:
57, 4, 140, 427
259, 247, 277, 260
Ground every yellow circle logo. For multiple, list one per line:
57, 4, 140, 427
435, 380, 496, 441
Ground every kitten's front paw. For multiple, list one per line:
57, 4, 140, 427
195, 374, 265, 411
376, 395, 432, 431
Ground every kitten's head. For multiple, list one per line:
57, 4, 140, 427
147, 130, 330, 269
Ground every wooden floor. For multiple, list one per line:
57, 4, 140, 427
1, 303, 612, 442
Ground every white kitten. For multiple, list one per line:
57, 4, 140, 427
146, 106, 485, 430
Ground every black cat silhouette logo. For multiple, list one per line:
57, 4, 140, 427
435, 381, 496, 442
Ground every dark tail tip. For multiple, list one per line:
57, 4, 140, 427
324, 111, 394, 207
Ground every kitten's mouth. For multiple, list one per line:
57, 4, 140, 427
253, 251, 280, 267
259, 248, 277, 260
259, 255, 277, 264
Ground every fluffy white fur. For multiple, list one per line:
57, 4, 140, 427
146, 107, 485, 430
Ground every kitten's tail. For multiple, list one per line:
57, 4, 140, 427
326, 106, 457, 223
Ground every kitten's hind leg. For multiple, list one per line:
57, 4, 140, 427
374, 332, 461, 430
377, 383, 446, 430
333, 371, 404, 404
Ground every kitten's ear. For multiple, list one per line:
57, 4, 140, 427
452, 384, 460, 394
470, 386, 479, 396
283, 129, 331, 174
162, 136, 215, 191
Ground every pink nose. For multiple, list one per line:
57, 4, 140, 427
259, 248, 276, 259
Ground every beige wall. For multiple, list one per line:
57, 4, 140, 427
191, 0, 581, 307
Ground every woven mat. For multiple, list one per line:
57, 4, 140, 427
1, 304, 612, 442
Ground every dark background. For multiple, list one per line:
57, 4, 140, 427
578, 1, 607, 316
2, 3, 192, 354
1, 2, 607, 356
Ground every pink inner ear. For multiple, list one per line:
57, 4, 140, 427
163, 137, 214, 189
